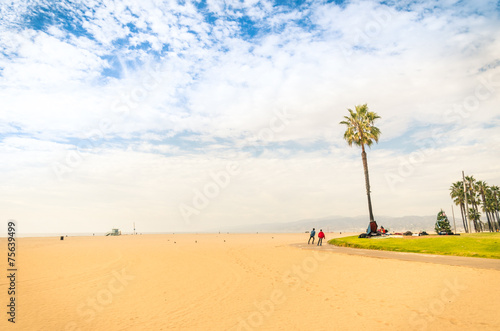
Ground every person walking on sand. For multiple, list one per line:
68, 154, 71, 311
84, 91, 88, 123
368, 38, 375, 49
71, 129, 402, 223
308, 228, 316, 244
317, 229, 325, 246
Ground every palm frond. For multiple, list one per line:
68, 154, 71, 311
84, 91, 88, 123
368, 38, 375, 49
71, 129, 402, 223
340, 104, 381, 148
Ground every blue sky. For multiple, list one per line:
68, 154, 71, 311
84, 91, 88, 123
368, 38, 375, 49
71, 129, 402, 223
1, 0, 499, 234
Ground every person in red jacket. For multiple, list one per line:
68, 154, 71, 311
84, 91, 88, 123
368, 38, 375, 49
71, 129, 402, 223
317, 229, 325, 246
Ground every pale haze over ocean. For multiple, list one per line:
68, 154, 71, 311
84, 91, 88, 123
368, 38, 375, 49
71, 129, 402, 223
1, 0, 499, 235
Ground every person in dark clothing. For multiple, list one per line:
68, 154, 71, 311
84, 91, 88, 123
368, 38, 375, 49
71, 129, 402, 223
308, 228, 316, 244
317, 229, 325, 246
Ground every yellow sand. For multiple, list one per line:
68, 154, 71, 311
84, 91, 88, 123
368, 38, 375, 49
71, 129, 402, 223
1, 233, 499, 330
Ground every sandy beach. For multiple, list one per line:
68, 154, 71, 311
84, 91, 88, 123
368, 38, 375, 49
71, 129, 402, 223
1, 233, 499, 330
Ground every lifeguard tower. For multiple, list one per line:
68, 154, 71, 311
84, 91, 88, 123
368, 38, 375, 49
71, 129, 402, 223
106, 228, 121, 236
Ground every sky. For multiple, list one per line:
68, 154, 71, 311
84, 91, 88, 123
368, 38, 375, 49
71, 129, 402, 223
1, 0, 499, 234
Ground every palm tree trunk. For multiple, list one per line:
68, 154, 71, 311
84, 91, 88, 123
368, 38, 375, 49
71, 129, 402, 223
361, 144, 375, 224
481, 194, 493, 232
494, 193, 500, 229
494, 192, 500, 229
489, 212, 497, 231
474, 204, 482, 232
460, 203, 468, 233
486, 211, 493, 232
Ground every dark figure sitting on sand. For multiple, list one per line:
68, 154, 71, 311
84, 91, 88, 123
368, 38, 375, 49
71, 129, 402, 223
317, 229, 325, 246
308, 228, 316, 244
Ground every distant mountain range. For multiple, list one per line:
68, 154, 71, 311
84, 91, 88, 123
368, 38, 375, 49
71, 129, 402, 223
215, 215, 465, 234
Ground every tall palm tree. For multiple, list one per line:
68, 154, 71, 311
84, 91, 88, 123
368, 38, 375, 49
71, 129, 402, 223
450, 181, 468, 233
490, 185, 500, 229
477, 181, 493, 232
485, 187, 499, 231
465, 176, 482, 232
340, 104, 381, 227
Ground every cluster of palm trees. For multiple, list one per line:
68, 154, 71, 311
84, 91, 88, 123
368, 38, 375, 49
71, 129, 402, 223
339, 104, 500, 236
450, 176, 500, 233
339, 105, 499, 235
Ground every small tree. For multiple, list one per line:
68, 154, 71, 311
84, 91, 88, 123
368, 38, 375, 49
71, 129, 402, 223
435, 209, 453, 234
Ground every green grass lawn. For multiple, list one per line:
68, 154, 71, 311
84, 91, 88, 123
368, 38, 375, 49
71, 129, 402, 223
328, 233, 500, 259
